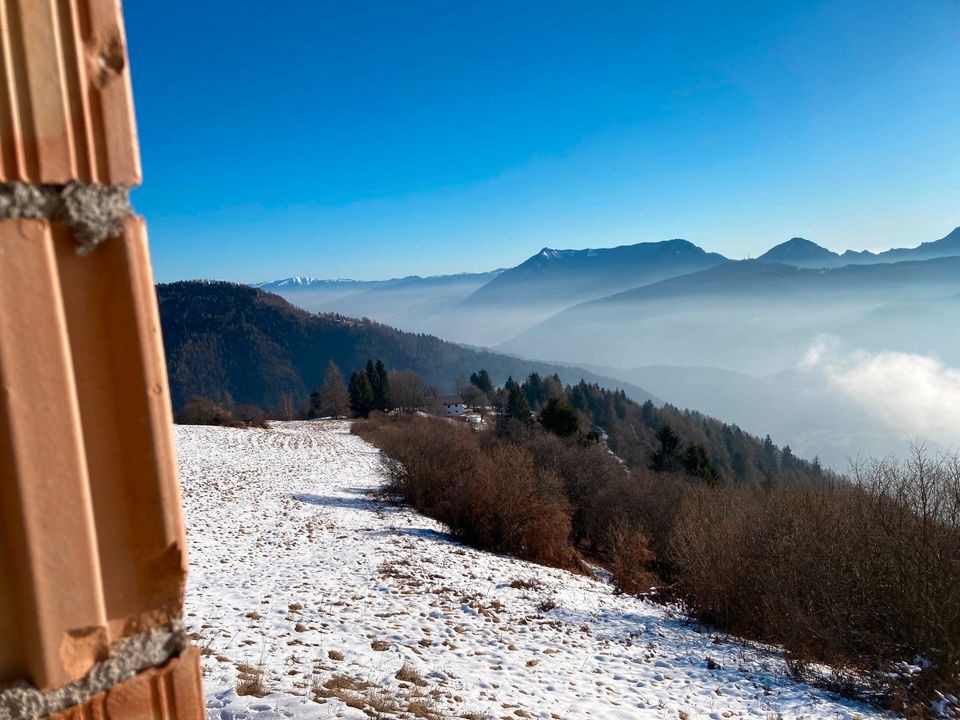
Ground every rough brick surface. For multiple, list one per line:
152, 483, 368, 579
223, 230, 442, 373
0, 218, 187, 691
44, 649, 204, 720
0, 0, 141, 184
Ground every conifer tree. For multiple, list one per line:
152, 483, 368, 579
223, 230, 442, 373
349, 370, 374, 417
651, 423, 682, 472
374, 359, 390, 410
365, 358, 390, 411
470, 369, 493, 395
506, 383, 532, 423
308, 389, 323, 418
538, 397, 580, 437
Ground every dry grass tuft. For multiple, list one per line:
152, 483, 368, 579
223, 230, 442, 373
235, 663, 269, 698
395, 662, 428, 687
509, 577, 542, 591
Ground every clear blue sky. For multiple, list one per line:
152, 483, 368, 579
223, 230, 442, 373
124, 1, 960, 283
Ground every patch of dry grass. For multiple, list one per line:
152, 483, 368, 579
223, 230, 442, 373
313, 673, 444, 719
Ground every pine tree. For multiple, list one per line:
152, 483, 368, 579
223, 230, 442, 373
682, 443, 720, 485
506, 383, 532, 423
470, 369, 493, 395
522, 372, 544, 409
374, 359, 389, 410
320, 361, 350, 418
538, 398, 580, 437
365, 358, 390, 411
348, 371, 374, 418
651, 423, 683, 473
308, 389, 323, 418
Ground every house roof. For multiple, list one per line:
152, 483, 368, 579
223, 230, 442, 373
438, 395, 465, 405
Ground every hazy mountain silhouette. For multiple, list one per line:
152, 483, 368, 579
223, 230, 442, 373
501, 256, 960, 375
463, 239, 729, 308
757, 226, 960, 268
759, 237, 841, 267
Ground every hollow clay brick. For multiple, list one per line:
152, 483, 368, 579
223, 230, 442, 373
0, 218, 187, 691
0, 0, 141, 184
45, 648, 205, 720
0, 217, 110, 690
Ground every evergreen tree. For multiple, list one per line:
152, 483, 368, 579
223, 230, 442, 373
470, 369, 493, 395
682, 443, 720, 485
320, 360, 350, 417
371, 359, 390, 410
363, 358, 390, 411
506, 383, 532, 423
761, 434, 779, 474
308, 389, 323, 418
651, 423, 683, 472
523, 372, 545, 408
539, 398, 580, 437
641, 399, 658, 429
569, 383, 589, 412
349, 370, 374, 417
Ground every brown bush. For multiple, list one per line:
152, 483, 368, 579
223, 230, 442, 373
669, 450, 960, 712
354, 414, 573, 567
231, 403, 269, 428
175, 396, 243, 427
605, 520, 658, 596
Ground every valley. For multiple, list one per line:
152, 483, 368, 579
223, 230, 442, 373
238, 228, 960, 470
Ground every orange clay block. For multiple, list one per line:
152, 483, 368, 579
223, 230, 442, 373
0, 218, 110, 690
0, 218, 187, 691
45, 648, 205, 720
56, 216, 187, 641
0, 0, 140, 184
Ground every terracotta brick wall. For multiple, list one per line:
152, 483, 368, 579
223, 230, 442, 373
0, 2, 203, 718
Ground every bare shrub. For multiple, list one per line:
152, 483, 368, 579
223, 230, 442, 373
670, 448, 960, 711
175, 396, 243, 427
606, 520, 658, 596
355, 414, 573, 567
356, 415, 960, 711
231, 402, 269, 428
175, 396, 269, 428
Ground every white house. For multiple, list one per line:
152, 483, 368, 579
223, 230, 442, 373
439, 395, 466, 417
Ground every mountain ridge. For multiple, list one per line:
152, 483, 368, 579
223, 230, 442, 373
157, 280, 659, 412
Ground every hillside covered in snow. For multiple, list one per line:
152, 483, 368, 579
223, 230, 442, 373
178, 421, 882, 719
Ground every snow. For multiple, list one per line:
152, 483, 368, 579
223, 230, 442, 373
178, 421, 884, 719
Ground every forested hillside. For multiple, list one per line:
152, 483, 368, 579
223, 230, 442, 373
157, 281, 656, 411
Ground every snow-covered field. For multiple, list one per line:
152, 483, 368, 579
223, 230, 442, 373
178, 421, 883, 720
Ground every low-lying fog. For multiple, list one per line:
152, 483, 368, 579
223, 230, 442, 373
266, 258, 960, 472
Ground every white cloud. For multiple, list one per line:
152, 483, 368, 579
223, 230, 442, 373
801, 335, 960, 448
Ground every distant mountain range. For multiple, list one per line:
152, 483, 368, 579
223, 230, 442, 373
257, 226, 960, 348
759, 226, 960, 267
501, 255, 960, 375
463, 239, 728, 308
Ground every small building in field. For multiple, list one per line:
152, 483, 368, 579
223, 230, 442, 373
439, 395, 466, 417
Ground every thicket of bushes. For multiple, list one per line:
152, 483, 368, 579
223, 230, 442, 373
355, 413, 960, 716
672, 460, 960, 713
174, 396, 268, 428
354, 414, 574, 567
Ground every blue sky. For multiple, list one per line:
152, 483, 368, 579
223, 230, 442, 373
124, 1, 960, 283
